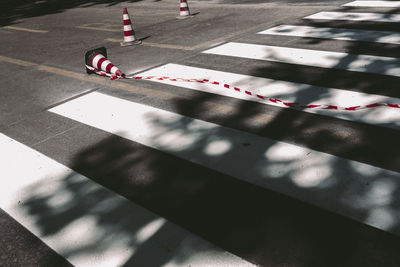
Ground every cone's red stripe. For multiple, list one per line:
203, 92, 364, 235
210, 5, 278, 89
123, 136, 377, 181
115, 70, 123, 77
123, 20, 131, 25
124, 30, 133, 36
105, 63, 114, 73
180, 7, 187, 11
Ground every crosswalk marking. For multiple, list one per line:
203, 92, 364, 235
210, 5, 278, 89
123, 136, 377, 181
50, 92, 400, 235
343, 1, 400, 8
258, 25, 400, 44
203, 42, 400, 77
304, 11, 400, 23
0, 133, 255, 267
134, 63, 400, 129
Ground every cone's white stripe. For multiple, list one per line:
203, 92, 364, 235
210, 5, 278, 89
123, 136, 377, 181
180, 11, 189, 16
0, 133, 255, 267
203, 42, 400, 77
50, 92, 400, 235
137, 63, 400, 129
91, 54, 103, 69
343, 1, 400, 7
100, 59, 112, 72
110, 66, 119, 75
123, 14, 130, 20
305, 11, 400, 23
123, 25, 133, 31
180, 3, 188, 7
258, 25, 400, 45
124, 35, 135, 42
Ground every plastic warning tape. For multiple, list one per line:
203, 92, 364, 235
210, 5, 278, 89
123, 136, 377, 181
85, 65, 400, 111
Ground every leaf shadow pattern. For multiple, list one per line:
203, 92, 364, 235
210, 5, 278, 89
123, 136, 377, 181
19, 91, 400, 267
18, 141, 196, 267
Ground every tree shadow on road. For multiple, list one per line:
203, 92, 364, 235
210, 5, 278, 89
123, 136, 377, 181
17, 124, 400, 266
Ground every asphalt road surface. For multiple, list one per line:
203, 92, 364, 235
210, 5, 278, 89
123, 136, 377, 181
1, 0, 400, 266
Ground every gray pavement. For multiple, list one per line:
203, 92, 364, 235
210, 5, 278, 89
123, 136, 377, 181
1, 0, 400, 266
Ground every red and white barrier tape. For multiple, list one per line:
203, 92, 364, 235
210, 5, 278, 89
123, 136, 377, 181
85, 65, 400, 111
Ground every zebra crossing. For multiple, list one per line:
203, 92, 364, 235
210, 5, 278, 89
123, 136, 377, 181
343, 1, 400, 8
2, 1, 400, 266
201, 42, 400, 77
304, 11, 400, 23
258, 25, 400, 44
48, 91, 400, 230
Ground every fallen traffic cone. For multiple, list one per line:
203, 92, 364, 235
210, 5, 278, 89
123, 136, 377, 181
121, 7, 141, 46
177, 0, 194, 19
85, 47, 124, 77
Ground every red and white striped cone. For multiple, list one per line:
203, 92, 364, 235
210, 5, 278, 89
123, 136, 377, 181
177, 0, 193, 19
91, 53, 123, 76
121, 8, 141, 46
85, 47, 124, 77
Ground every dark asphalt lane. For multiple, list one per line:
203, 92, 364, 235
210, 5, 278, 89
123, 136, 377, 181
0, 210, 73, 267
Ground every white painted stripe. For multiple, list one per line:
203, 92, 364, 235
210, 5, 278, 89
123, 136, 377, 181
50, 92, 400, 235
123, 14, 130, 20
0, 133, 255, 267
203, 42, 400, 77
180, 3, 188, 7
136, 63, 400, 130
180, 11, 190, 16
343, 1, 400, 7
305, 11, 400, 23
258, 25, 400, 44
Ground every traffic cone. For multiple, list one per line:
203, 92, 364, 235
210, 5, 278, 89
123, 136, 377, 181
177, 0, 193, 19
121, 8, 141, 46
85, 47, 124, 77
